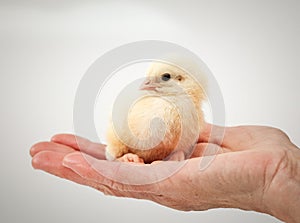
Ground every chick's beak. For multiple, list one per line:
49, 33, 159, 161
139, 78, 157, 91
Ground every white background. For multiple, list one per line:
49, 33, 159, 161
0, 0, 299, 223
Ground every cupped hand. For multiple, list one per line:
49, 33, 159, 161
30, 124, 300, 223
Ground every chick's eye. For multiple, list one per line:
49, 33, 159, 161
161, 73, 171, 81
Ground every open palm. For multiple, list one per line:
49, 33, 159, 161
30, 124, 300, 223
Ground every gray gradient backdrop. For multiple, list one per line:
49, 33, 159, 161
0, 0, 299, 223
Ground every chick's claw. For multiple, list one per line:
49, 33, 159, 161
117, 153, 144, 164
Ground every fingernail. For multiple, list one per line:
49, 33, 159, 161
50, 136, 57, 142
50, 135, 60, 142
31, 156, 40, 169
31, 152, 48, 170
63, 153, 83, 166
29, 146, 36, 157
29, 142, 43, 157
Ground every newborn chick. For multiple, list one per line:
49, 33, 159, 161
105, 61, 206, 163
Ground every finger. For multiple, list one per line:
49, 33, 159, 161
63, 152, 184, 193
31, 150, 135, 197
32, 150, 87, 182
30, 141, 75, 157
198, 124, 251, 151
51, 134, 106, 159
190, 143, 227, 158
51, 134, 88, 150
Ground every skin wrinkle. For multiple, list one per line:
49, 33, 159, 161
261, 149, 300, 223
207, 151, 264, 211
73, 157, 126, 192
291, 152, 300, 180
105, 186, 167, 204
265, 150, 288, 194
188, 158, 233, 210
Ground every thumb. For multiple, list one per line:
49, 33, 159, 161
63, 152, 186, 192
198, 123, 227, 144
52, 134, 106, 159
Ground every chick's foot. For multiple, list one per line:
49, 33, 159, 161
117, 153, 144, 163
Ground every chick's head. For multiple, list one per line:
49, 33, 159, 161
140, 62, 206, 102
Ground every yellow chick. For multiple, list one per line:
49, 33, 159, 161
105, 61, 206, 163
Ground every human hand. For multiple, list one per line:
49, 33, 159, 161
30, 124, 300, 223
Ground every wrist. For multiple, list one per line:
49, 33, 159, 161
261, 147, 300, 223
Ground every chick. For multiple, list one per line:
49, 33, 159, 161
105, 61, 206, 163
